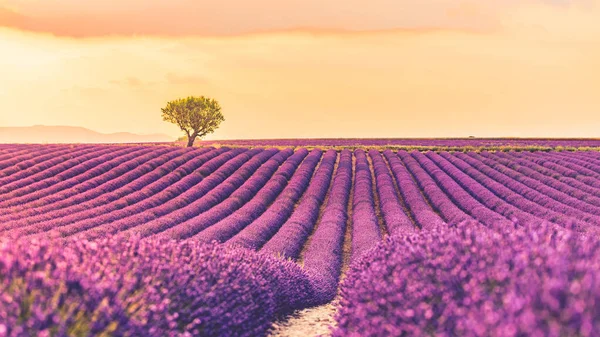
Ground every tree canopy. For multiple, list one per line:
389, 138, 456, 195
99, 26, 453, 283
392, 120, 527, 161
161, 96, 224, 147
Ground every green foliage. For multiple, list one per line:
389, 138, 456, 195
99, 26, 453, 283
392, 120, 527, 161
161, 96, 225, 146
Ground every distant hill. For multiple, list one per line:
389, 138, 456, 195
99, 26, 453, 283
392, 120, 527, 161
0, 125, 174, 144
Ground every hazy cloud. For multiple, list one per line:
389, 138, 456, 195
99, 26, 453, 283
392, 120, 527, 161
0, 0, 588, 37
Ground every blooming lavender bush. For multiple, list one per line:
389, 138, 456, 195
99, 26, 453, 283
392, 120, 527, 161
334, 221, 600, 337
0, 236, 315, 337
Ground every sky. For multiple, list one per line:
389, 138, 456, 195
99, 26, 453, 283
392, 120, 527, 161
1, 0, 599, 139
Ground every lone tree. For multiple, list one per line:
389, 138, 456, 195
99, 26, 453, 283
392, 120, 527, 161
161, 96, 224, 147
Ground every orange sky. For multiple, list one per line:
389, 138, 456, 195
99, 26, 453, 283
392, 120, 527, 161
1, 0, 599, 139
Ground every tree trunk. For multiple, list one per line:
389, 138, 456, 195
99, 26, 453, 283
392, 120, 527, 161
186, 135, 196, 147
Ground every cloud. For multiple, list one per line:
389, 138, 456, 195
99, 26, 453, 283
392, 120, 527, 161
0, 5, 24, 25
0, 0, 573, 37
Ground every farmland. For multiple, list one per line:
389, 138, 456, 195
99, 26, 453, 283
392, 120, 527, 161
1, 143, 600, 336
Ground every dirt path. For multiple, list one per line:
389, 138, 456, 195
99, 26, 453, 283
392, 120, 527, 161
268, 302, 337, 337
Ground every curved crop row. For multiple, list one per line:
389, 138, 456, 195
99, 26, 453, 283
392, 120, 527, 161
0, 146, 152, 207
258, 149, 338, 257
301, 149, 353, 304
452, 152, 598, 235
0, 145, 113, 192
351, 149, 381, 260
481, 152, 600, 209
157, 148, 307, 240
521, 152, 600, 189
411, 151, 513, 229
0, 147, 202, 221
70, 148, 259, 240
544, 152, 600, 178
382, 150, 445, 229
367, 149, 414, 235
3, 148, 227, 238
194, 149, 323, 244
435, 152, 556, 229
397, 151, 473, 224
0, 145, 52, 168
0, 144, 85, 174
490, 151, 600, 201
469, 152, 600, 220
120, 148, 281, 238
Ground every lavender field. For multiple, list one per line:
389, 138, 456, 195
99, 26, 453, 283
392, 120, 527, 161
1, 143, 600, 336
200, 138, 600, 151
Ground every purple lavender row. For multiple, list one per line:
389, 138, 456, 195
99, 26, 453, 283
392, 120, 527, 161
543, 151, 600, 185
397, 151, 473, 224
0, 145, 121, 194
0, 145, 57, 169
577, 150, 600, 158
0, 146, 152, 205
1, 146, 123, 204
521, 152, 600, 189
480, 152, 600, 210
465, 152, 600, 227
0, 144, 71, 172
333, 221, 600, 336
411, 152, 514, 229
520, 152, 593, 178
382, 150, 445, 229
0, 145, 105, 190
68, 148, 261, 240
157, 148, 304, 240
301, 149, 353, 304
39, 148, 247, 240
119, 148, 280, 238
501, 151, 600, 199
0, 144, 101, 179
0, 147, 196, 222
0, 146, 149, 203
504, 153, 600, 209
74, 149, 272, 239
255, 150, 337, 257
494, 153, 600, 203
0, 143, 27, 151
3, 148, 226, 237
528, 151, 600, 190
368, 149, 415, 235
554, 151, 600, 165
547, 151, 600, 177
351, 149, 381, 261
0, 143, 34, 156
542, 150, 600, 171
575, 150, 600, 164
451, 152, 598, 235
558, 151, 600, 176
0, 146, 179, 215
193, 149, 323, 244
231, 149, 335, 252
0, 147, 211, 229
0, 235, 318, 337
429, 151, 555, 230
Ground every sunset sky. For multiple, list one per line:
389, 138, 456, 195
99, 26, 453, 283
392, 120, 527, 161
1, 0, 599, 139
